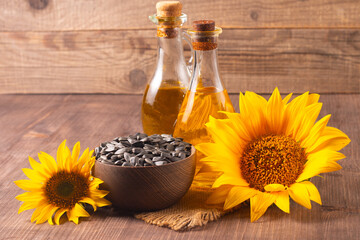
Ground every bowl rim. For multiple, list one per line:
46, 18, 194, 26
94, 145, 196, 169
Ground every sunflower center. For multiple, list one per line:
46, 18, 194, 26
240, 134, 307, 192
45, 171, 89, 209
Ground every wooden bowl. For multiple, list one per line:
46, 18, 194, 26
93, 146, 196, 212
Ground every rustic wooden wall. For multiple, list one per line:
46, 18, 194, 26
0, 0, 359, 94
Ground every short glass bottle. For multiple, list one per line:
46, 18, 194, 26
173, 20, 235, 186
141, 13, 191, 136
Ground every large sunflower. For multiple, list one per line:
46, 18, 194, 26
15, 140, 111, 224
196, 88, 350, 222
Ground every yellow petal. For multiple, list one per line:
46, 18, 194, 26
14, 179, 43, 191
239, 91, 267, 137
47, 206, 59, 225
67, 203, 90, 224
274, 191, 290, 213
289, 182, 311, 209
266, 87, 285, 134
297, 150, 344, 182
81, 156, 95, 176
18, 201, 38, 214
72, 142, 81, 161
294, 103, 322, 142
308, 126, 351, 153
93, 197, 112, 207
28, 156, 43, 172
35, 204, 55, 224
31, 205, 45, 223
196, 143, 233, 159
206, 116, 244, 154
90, 189, 109, 199
224, 186, 257, 210
64, 147, 73, 172
38, 151, 58, 174
302, 181, 322, 205
307, 93, 320, 106
285, 92, 309, 136
221, 111, 253, 142
206, 185, 232, 205
56, 140, 67, 170
15, 191, 44, 202
301, 114, 331, 150
250, 192, 276, 222
193, 172, 219, 188
264, 184, 285, 192
77, 148, 90, 170
282, 93, 293, 104
80, 197, 97, 211
200, 155, 241, 176
89, 177, 104, 189
54, 208, 67, 225
213, 174, 249, 188
22, 168, 47, 182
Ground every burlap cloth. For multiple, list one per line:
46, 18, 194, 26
134, 187, 234, 231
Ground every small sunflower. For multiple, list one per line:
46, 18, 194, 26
15, 140, 111, 225
196, 88, 350, 222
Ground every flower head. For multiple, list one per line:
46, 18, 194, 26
15, 140, 111, 225
196, 88, 350, 222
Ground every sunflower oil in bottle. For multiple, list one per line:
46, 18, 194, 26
142, 83, 186, 135
174, 85, 234, 146
173, 20, 235, 188
141, 1, 191, 135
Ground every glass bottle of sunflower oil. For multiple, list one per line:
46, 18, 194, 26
141, 1, 191, 135
173, 20, 235, 187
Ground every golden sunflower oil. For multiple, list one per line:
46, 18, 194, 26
173, 86, 234, 145
142, 83, 186, 136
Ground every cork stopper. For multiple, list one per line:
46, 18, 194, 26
156, 1, 182, 17
192, 20, 215, 31
190, 20, 220, 51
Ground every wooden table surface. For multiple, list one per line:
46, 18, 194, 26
0, 94, 359, 240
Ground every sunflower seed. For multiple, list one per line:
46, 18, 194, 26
179, 152, 186, 159
114, 160, 123, 165
115, 148, 127, 155
122, 162, 131, 167
154, 161, 167, 166
144, 158, 154, 165
124, 152, 132, 162
132, 148, 143, 154
95, 134, 192, 167
161, 152, 171, 159
153, 156, 164, 162
130, 156, 138, 165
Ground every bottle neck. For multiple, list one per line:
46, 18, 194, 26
189, 48, 224, 92
157, 28, 184, 61
153, 27, 189, 86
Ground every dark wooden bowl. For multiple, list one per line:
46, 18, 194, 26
93, 147, 196, 212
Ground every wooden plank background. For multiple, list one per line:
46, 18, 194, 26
0, 0, 359, 94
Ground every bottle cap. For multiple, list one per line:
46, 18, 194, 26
156, 1, 182, 17
192, 20, 215, 31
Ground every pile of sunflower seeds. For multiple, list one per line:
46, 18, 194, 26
94, 133, 192, 167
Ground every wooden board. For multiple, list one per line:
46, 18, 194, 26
0, 29, 359, 94
0, 0, 360, 31
0, 94, 358, 239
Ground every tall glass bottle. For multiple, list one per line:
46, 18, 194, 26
141, 1, 191, 135
173, 20, 235, 187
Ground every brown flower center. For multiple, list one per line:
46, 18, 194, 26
240, 134, 307, 192
45, 171, 89, 209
